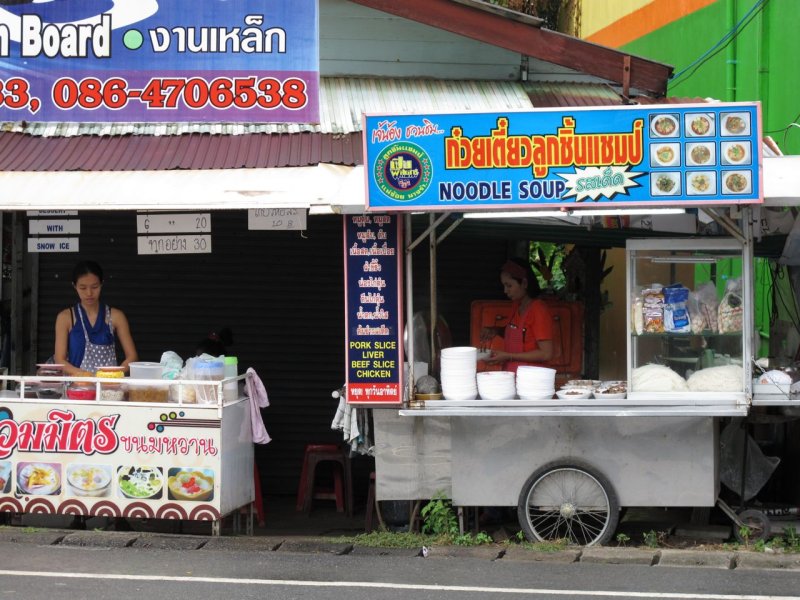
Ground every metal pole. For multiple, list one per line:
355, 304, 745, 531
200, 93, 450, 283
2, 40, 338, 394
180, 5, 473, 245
429, 213, 437, 379
405, 213, 415, 404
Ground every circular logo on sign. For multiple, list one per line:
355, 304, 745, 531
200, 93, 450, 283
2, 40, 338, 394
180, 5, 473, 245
374, 143, 432, 202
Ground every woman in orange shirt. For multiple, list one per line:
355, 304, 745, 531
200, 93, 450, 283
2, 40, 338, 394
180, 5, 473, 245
481, 257, 554, 373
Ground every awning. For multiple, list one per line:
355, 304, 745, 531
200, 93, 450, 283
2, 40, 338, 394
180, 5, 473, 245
0, 157, 794, 213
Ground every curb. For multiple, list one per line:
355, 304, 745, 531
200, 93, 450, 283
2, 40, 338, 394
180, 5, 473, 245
3, 527, 800, 570
580, 547, 658, 565
502, 547, 581, 563
657, 549, 735, 569
736, 552, 800, 571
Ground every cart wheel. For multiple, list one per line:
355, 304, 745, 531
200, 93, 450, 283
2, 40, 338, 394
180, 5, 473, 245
517, 461, 619, 547
734, 510, 771, 543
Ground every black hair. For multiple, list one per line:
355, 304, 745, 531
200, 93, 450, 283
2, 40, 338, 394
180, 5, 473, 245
507, 256, 542, 298
195, 327, 234, 356
72, 260, 104, 285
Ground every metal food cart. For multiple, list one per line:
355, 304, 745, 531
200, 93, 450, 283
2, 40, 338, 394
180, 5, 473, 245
0, 373, 254, 535
354, 101, 770, 546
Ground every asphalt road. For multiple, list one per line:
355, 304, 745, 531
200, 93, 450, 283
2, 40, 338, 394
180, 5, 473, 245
2, 541, 800, 600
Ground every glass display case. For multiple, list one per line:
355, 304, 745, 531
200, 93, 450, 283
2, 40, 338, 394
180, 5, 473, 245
626, 238, 752, 405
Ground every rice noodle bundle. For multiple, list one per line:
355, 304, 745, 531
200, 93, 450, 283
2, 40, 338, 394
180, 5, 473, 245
687, 365, 743, 392
631, 364, 689, 392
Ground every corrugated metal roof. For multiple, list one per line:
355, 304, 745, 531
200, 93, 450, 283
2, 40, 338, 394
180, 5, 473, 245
0, 79, 704, 172
0, 131, 363, 170
0, 77, 534, 171
524, 81, 707, 108
0, 77, 533, 138
525, 82, 624, 108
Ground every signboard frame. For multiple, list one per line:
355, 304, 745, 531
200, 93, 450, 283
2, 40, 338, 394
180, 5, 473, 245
0, 0, 320, 123
364, 102, 763, 213
343, 214, 404, 406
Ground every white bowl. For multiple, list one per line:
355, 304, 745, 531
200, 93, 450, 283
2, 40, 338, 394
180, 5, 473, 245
556, 389, 592, 400
441, 347, 478, 359
518, 366, 557, 376
518, 392, 555, 401
442, 389, 478, 401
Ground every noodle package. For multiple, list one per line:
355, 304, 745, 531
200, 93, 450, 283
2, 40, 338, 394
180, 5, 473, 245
642, 287, 665, 333
663, 285, 691, 333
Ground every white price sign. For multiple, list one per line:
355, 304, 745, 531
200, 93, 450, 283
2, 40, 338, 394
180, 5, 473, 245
29, 220, 81, 235
28, 237, 79, 253
26, 210, 78, 216
248, 208, 307, 231
137, 235, 211, 255
137, 213, 211, 234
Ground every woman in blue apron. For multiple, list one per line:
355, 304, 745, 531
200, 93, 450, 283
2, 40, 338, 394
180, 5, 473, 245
54, 260, 139, 376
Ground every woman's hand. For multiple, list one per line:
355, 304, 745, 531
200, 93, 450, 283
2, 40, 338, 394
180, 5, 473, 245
486, 349, 511, 364
479, 326, 500, 347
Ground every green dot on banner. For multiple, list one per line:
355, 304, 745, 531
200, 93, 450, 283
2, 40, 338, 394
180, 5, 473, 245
169, 412, 177, 419
160, 414, 167, 421
123, 30, 144, 50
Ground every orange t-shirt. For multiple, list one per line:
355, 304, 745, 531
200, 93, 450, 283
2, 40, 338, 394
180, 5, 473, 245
505, 299, 553, 371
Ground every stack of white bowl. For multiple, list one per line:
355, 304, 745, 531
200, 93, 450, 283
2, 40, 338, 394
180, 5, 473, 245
516, 366, 556, 400
477, 371, 516, 400
440, 346, 478, 401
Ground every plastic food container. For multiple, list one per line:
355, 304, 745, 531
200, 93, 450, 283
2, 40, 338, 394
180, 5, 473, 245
66, 383, 97, 401
96, 366, 125, 378
129, 362, 164, 380
193, 360, 224, 404
36, 387, 64, 400
36, 364, 64, 377
126, 382, 169, 403
170, 384, 197, 404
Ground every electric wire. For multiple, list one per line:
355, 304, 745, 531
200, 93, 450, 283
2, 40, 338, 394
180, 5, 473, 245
669, 0, 769, 89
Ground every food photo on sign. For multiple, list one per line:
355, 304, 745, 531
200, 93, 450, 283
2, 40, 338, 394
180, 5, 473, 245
17, 462, 61, 495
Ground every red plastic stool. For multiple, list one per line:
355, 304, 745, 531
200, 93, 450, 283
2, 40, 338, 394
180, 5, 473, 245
253, 462, 265, 527
296, 444, 352, 516
365, 471, 377, 532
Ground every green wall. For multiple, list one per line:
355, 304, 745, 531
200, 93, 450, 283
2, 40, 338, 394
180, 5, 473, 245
623, 0, 800, 155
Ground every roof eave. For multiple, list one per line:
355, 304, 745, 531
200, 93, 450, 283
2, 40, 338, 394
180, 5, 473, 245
348, 0, 674, 97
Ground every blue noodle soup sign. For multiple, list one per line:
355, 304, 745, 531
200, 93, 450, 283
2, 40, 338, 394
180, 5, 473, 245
0, 0, 319, 123
364, 102, 762, 212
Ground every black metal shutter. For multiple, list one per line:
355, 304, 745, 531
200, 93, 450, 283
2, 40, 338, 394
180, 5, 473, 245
35, 211, 352, 496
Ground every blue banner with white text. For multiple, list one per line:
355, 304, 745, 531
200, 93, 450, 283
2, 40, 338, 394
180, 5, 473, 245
0, 0, 319, 123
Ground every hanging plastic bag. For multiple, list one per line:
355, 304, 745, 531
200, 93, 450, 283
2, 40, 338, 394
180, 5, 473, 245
718, 278, 743, 334
695, 281, 720, 333
687, 291, 706, 334
719, 419, 780, 501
